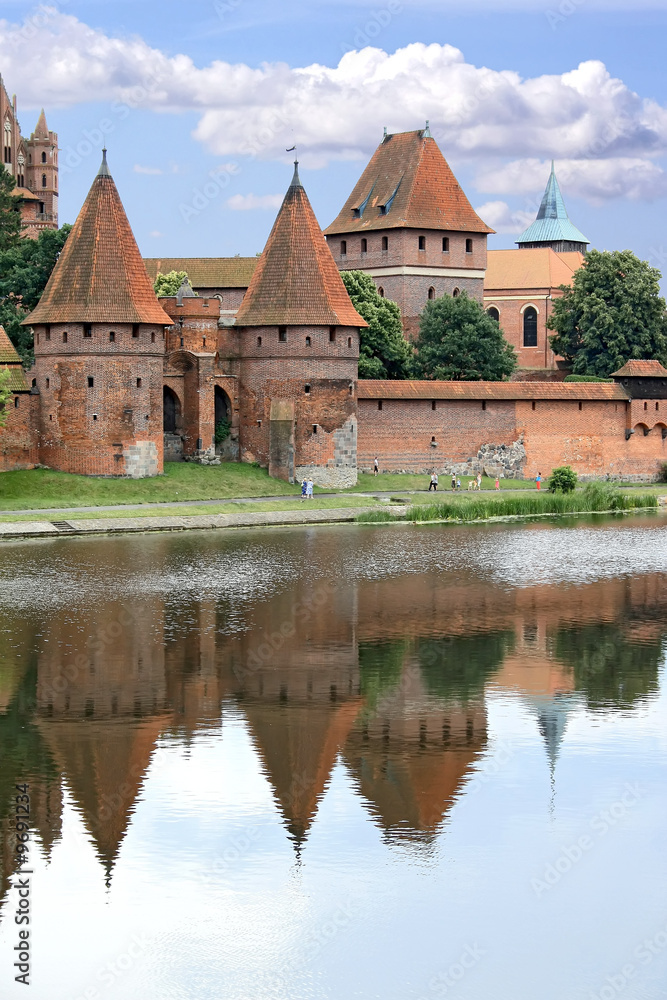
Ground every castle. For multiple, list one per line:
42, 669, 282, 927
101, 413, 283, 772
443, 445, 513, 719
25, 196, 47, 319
1, 119, 667, 484
1, 75, 58, 237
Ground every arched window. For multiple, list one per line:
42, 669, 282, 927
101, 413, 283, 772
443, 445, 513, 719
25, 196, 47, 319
487, 306, 500, 322
428, 287, 436, 300
360, 238, 367, 253
452, 287, 460, 298
465, 238, 473, 253
163, 386, 182, 434
41, 152, 47, 163
305, 336, 311, 347
42, 174, 47, 187
378, 286, 385, 297
381, 236, 388, 251
523, 307, 538, 347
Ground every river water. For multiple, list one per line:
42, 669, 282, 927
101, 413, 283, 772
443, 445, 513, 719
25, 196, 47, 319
0, 517, 666, 1000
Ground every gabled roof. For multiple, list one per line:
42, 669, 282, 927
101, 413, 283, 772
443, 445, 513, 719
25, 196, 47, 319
357, 380, 628, 401
235, 163, 367, 328
611, 360, 667, 378
517, 163, 589, 247
24, 152, 172, 327
485, 248, 584, 291
325, 129, 494, 235
143, 257, 258, 289
0, 325, 21, 365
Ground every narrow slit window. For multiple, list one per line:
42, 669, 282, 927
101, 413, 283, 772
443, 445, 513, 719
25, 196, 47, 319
360, 238, 367, 253
466, 238, 473, 253
83, 324, 92, 338
442, 237, 449, 252
278, 327, 287, 342
305, 336, 311, 346
378, 399, 383, 411
87, 377, 94, 388
136, 378, 142, 388
329, 327, 336, 342
62, 331, 67, 343
431, 400, 436, 411
381, 236, 388, 251
418, 236, 426, 251
257, 336, 262, 346
347, 337, 352, 347
340, 240, 347, 256
428, 287, 435, 300
304, 384, 310, 394
109, 331, 116, 342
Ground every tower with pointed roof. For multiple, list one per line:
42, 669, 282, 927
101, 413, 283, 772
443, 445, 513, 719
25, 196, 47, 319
0, 73, 58, 236
517, 162, 589, 253
235, 160, 367, 486
24, 151, 172, 477
325, 127, 494, 339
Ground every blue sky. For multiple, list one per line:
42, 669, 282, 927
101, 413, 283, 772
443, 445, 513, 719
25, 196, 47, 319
3, 0, 667, 273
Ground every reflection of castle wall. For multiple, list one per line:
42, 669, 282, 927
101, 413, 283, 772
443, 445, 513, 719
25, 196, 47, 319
343, 657, 488, 838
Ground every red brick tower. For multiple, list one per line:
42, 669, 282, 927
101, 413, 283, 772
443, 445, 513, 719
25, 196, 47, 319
24, 109, 59, 233
325, 126, 494, 339
235, 161, 367, 486
24, 151, 172, 477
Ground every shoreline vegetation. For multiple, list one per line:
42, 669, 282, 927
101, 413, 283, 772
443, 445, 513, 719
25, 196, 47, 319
356, 483, 659, 524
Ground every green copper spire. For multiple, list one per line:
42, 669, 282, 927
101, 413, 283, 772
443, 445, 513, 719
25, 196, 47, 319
517, 162, 589, 250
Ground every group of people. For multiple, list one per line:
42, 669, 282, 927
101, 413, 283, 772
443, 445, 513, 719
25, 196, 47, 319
300, 478, 315, 500
428, 471, 485, 492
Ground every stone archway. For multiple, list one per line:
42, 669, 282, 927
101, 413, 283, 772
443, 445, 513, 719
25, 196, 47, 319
163, 386, 184, 460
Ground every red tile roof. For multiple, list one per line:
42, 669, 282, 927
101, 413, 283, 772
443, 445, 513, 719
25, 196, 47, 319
0, 326, 28, 391
325, 129, 494, 235
610, 360, 667, 378
357, 380, 628, 401
143, 257, 257, 288
25, 153, 172, 327
235, 165, 367, 328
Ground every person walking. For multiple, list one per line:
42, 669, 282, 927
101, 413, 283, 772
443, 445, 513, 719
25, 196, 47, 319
306, 478, 314, 500
428, 471, 438, 491
451, 473, 456, 491
300, 479, 307, 501
495, 476, 500, 491
373, 457, 379, 477
477, 472, 482, 491
456, 477, 461, 491
536, 472, 542, 491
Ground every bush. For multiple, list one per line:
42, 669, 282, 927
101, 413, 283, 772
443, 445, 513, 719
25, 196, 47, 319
549, 466, 578, 493
563, 374, 614, 383
214, 420, 231, 445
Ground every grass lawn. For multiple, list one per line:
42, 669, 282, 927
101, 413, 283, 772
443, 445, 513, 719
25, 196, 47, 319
350, 472, 538, 493
0, 462, 300, 511
0, 495, 379, 523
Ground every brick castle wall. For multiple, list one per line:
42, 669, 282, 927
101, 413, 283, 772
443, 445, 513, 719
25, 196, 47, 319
0, 393, 39, 471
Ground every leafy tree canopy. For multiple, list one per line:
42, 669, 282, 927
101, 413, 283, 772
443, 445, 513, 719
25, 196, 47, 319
340, 270, 412, 379
0, 225, 72, 365
0, 368, 12, 428
0, 167, 22, 253
413, 291, 517, 380
154, 270, 193, 297
548, 249, 667, 377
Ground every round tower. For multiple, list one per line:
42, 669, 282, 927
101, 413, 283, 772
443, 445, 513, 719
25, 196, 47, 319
234, 161, 366, 487
24, 152, 172, 477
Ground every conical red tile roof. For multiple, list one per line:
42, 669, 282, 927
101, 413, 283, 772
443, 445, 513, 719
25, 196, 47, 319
33, 109, 49, 139
25, 153, 172, 326
235, 164, 367, 328
325, 128, 494, 235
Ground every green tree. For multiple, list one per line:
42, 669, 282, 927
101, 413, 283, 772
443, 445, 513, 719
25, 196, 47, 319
0, 369, 12, 428
548, 465, 577, 493
548, 249, 667, 377
0, 224, 72, 364
0, 168, 22, 253
413, 291, 517, 380
154, 270, 193, 297
340, 270, 412, 379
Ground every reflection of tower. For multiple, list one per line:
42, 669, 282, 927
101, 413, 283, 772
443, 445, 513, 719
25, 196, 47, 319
343, 652, 488, 842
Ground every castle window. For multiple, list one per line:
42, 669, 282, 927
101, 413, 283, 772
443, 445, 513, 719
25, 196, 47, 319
349, 383, 353, 395
656, 402, 660, 410
347, 337, 352, 347
482, 401, 487, 411
378, 399, 383, 411
579, 402, 583, 411
442, 237, 449, 252
466, 238, 473, 253
487, 306, 500, 322
428, 287, 436, 300
313, 424, 318, 434
137, 378, 142, 388
14, 397, 19, 408
42, 174, 47, 187
31, 378, 36, 388
257, 336, 262, 346
305, 336, 311, 347
418, 236, 426, 251
36, 333, 39, 345
49, 414, 53, 421
378, 286, 385, 297
41, 152, 47, 163
46, 378, 50, 388
83, 324, 92, 338
431, 400, 436, 411
180, 337, 184, 347
28, 153, 32, 164
62, 331, 67, 343
644, 401, 648, 410
452, 288, 460, 298
202, 337, 206, 346
360, 238, 367, 254
523, 307, 538, 347
45, 327, 51, 341
278, 327, 287, 342
381, 236, 388, 251
132, 325, 139, 338
340, 240, 347, 256
329, 327, 336, 342
304, 384, 310, 394
109, 331, 115, 342
87, 377, 94, 388
39, 202, 45, 215
532, 401, 536, 411
93, 414, 98, 421
151, 332, 156, 343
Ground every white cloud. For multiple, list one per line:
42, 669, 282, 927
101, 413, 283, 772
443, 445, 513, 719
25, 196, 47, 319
475, 157, 667, 204
149, 230, 164, 238
474, 200, 535, 234
2, 11, 667, 202
134, 165, 163, 175
226, 193, 284, 210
